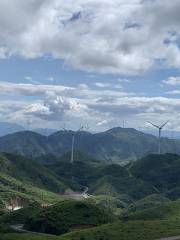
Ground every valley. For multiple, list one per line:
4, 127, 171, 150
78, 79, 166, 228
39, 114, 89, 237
1, 132, 180, 240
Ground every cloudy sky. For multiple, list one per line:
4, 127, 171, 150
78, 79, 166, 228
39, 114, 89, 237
1, 0, 180, 131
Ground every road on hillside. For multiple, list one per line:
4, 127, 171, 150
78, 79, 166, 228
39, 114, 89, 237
157, 236, 180, 240
10, 225, 56, 237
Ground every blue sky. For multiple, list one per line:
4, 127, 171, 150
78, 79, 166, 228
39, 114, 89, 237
1, 56, 180, 95
1, 0, 180, 131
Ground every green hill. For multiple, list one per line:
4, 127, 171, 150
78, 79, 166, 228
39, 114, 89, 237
24, 200, 116, 235
58, 220, 180, 240
125, 200, 180, 221
3, 220, 180, 240
0, 153, 66, 193
126, 194, 170, 213
0, 153, 68, 205
130, 153, 180, 199
48, 158, 157, 200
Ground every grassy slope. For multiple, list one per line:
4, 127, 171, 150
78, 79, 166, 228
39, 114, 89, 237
4, 154, 180, 239
126, 194, 170, 213
126, 200, 180, 221
0, 153, 67, 205
0, 153, 66, 193
24, 200, 116, 235
3, 200, 180, 240
0, 176, 63, 205
2, 220, 180, 240
1, 233, 60, 240
130, 153, 180, 196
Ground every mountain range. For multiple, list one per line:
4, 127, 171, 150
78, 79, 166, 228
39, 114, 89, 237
1, 127, 180, 163
0, 122, 25, 137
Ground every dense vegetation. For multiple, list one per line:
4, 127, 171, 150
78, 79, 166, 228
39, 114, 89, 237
130, 153, 180, 199
2, 220, 180, 240
2, 152, 180, 239
24, 200, 116, 235
0, 153, 67, 205
126, 200, 180, 221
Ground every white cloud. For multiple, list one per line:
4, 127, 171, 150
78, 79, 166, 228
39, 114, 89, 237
1, 1, 180, 74
96, 120, 109, 126
163, 76, 180, 86
24, 76, 32, 81
118, 78, 131, 83
95, 82, 111, 88
166, 90, 180, 95
0, 81, 73, 96
48, 76, 54, 81
1, 81, 180, 130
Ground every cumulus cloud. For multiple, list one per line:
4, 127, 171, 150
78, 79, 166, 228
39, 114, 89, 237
1, 80, 180, 130
163, 76, 180, 86
1, 0, 180, 74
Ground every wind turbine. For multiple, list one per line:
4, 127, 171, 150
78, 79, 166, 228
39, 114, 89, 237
62, 124, 88, 163
70, 126, 84, 164
148, 121, 169, 154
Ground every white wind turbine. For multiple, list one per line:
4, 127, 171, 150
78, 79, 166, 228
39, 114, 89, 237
148, 121, 169, 154
70, 126, 84, 164
62, 124, 88, 163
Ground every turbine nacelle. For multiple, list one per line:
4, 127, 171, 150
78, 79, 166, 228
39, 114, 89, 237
147, 120, 169, 130
147, 120, 169, 154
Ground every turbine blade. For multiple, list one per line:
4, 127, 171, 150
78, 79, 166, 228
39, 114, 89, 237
147, 121, 159, 129
78, 126, 84, 131
160, 120, 169, 128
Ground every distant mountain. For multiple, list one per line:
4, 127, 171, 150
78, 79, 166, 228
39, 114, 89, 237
0, 131, 49, 158
0, 122, 59, 137
143, 129, 180, 139
0, 122, 24, 137
1, 128, 180, 163
34, 128, 58, 136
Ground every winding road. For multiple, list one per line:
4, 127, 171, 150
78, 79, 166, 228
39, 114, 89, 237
10, 225, 56, 237
11, 225, 180, 240
157, 236, 180, 240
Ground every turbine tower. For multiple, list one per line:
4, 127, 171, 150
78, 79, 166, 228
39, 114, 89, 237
70, 126, 84, 164
61, 124, 88, 163
148, 121, 169, 154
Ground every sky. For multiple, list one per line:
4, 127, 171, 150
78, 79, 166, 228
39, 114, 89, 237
1, 0, 180, 131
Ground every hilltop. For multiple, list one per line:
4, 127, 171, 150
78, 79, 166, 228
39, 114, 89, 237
0, 127, 180, 164
0, 122, 24, 137
24, 200, 116, 235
